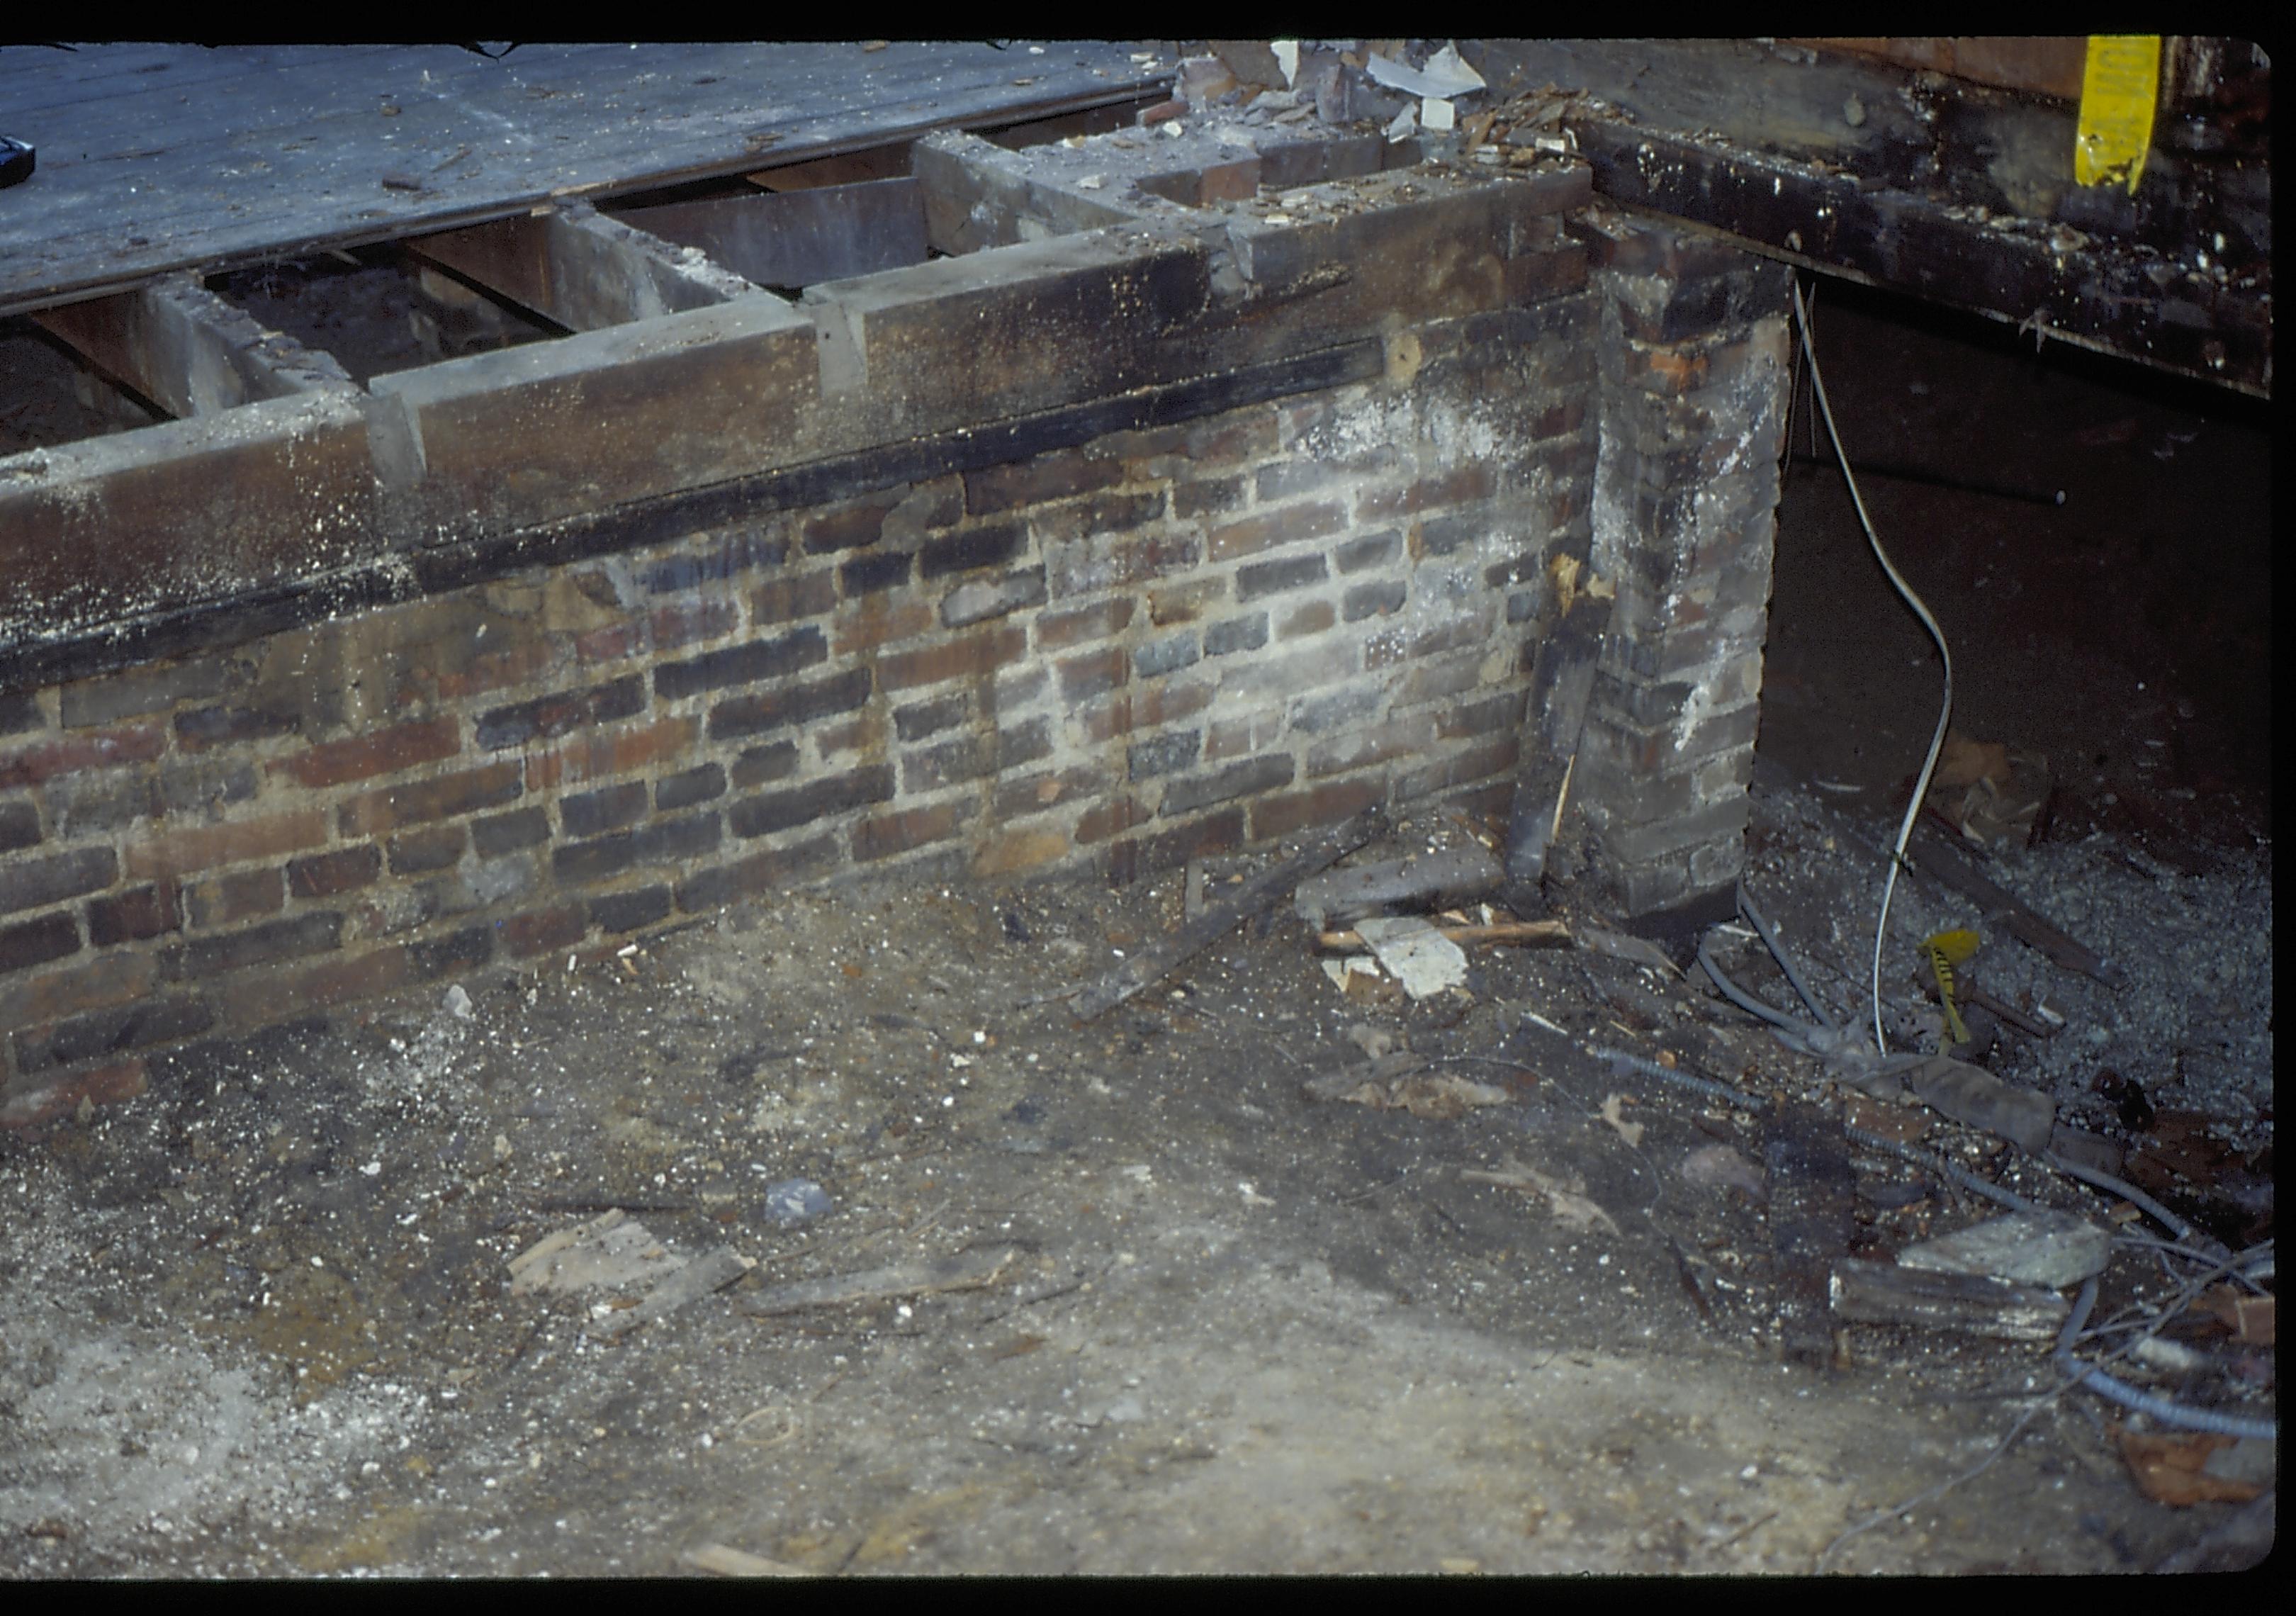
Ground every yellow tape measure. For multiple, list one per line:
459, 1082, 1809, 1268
1925, 928, 1981, 1050
2076, 35, 2161, 195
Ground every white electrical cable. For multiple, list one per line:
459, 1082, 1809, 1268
1788, 280, 1954, 1055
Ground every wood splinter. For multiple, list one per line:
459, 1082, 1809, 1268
1315, 919, 1570, 951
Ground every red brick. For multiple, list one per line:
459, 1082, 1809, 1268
813, 711, 886, 759
271, 717, 461, 789
434, 639, 556, 700
501, 904, 590, 958
1185, 411, 1278, 466
0, 1057, 147, 1130
575, 620, 647, 665
185, 867, 283, 928
750, 571, 839, 627
1276, 599, 1336, 639
0, 953, 155, 1030
288, 844, 384, 899
1205, 710, 1283, 761
338, 762, 522, 838
1078, 679, 1215, 746
1205, 500, 1346, 564
1249, 778, 1383, 841
1058, 646, 1129, 705
876, 626, 1029, 692
0, 912, 80, 976
125, 809, 330, 880
833, 598, 936, 657
651, 597, 741, 652
525, 717, 697, 792
0, 724, 167, 790
851, 801, 971, 863
1034, 597, 1135, 650
970, 827, 1070, 879
1074, 796, 1147, 846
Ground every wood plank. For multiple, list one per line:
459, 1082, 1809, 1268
1764, 1101, 1858, 1368
614, 179, 930, 291
1830, 1257, 2069, 1340
1502, 588, 1612, 890
30, 273, 356, 417
0, 43, 1173, 320
405, 202, 758, 332
1071, 807, 1388, 1020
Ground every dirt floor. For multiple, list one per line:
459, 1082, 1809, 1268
0, 285, 2274, 1578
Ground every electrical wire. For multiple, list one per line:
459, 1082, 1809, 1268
1789, 279, 1955, 1056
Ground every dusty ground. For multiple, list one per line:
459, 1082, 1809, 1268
0, 262, 2273, 1581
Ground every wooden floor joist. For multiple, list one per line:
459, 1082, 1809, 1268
405, 203, 760, 333
30, 274, 357, 418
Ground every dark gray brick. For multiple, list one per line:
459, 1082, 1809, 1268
1334, 531, 1402, 573
839, 549, 912, 597
43, 770, 160, 838
655, 627, 828, 702
729, 742, 800, 790
1128, 729, 1202, 780
655, 763, 726, 812
592, 885, 673, 933
894, 693, 969, 744
1, 912, 80, 976
174, 703, 301, 751
1135, 631, 1201, 680
560, 782, 648, 841
388, 825, 468, 875
728, 765, 895, 840
1344, 580, 1407, 622
1237, 554, 1329, 601
159, 758, 259, 817
162, 912, 342, 981
0, 691, 40, 734
476, 675, 646, 750
472, 808, 551, 859
1158, 756, 1295, 817
919, 520, 1028, 579
707, 666, 872, 743
1205, 614, 1270, 656
0, 846, 118, 917
0, 797, 38, 853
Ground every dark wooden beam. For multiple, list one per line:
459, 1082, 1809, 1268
30, 274, 357, 418
404, 203, 758, 333
1572, 120, 2268, 398
1465, 38, 2270, 398
611, 179, 931, 291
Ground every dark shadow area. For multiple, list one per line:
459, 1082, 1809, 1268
1759, 274, 2271, 859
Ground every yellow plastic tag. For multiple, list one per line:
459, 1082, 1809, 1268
2076, 36, 2161, 195
1924, 929, 1981, 1049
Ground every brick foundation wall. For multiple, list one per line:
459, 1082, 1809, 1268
1, 240, 1597, 1126
3, 130, 1796, 1129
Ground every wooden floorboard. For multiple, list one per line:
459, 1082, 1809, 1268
0, 42, 1170, 317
